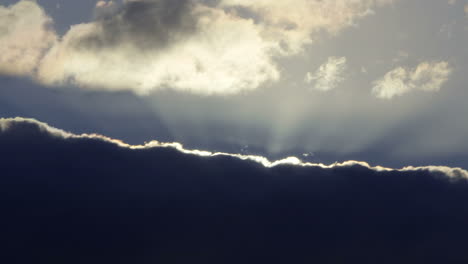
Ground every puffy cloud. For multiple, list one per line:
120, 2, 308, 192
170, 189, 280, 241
0, 1, 56, 76
410, 62, 453, 91
0, 0, 394, 95
305, 56, 347, 91
372, 61, 452, 99
37, 1, 280, 95
372, 67, 411, 99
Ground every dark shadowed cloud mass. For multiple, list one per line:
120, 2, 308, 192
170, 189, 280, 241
2, 118, 468, 263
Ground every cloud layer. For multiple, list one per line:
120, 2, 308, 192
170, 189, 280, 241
2, 117, 468, 263
372, 61, 452, 99
0, 0, 394, 95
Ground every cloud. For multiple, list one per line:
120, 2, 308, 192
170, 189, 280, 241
94, 0, 117, 17
372, 61, 452, 99
37, 0, 280, 95
0, 0, 395, 95
410, 62, 453, 91
305, 56, 347, 91
1, 117, 466, 177
219, 0, 394, 54
3, 116, 468, 263
372, 67, 412, 99
96, 1, 115, 8
0, 0, 56, 76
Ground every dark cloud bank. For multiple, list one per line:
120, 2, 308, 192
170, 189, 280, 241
2, 118, 468, 263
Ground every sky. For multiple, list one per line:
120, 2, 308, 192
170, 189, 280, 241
0, 0, 467, 169
2, 1, 468, 262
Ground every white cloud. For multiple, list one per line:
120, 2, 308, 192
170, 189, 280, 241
0, 0, 395, 95
410, 62, 453, 91
37, 5, 280, 95
372, 61, 452, 99
305, 56, 347, 91
0, 1, 56, 76
372, 67, 411, 99
219, 0, 394, 54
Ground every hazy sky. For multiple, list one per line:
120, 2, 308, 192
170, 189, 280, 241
1, 0, 467, 168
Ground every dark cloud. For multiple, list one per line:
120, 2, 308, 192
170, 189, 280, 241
2, 118, 468, 263
78, 0, 199, 50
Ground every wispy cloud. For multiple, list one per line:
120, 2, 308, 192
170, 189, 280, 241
372, 61, 452, 99
305, 56, 347, 92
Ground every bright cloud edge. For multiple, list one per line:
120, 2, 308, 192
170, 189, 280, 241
1, 117, 466, 179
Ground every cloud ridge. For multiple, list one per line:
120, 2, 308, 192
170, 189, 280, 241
1, 117, 466, 179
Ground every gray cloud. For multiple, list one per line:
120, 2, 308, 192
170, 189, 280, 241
81, 0, 199, 51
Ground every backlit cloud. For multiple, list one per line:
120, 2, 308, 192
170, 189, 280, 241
37, 1, 280, 95
0, 1, 56, 76
219, 0, 394, 54
3, 116, 468, 262
372, 61, 452, 99
96, 1, 115, 8
0, 0, 395, 95
305, 56, 347, 92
